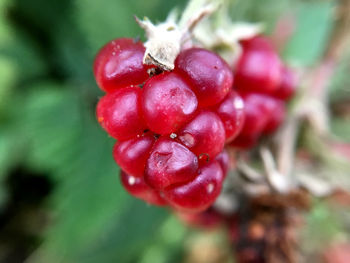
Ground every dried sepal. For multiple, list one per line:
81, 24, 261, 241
136, 3, 217, 71
192, 7, 264, 65
135, 16, 181, 71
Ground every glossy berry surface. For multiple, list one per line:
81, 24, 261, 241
214, 91, 245, 142
93, 32, 297, 213
145, 138, 198, 189
90, 34, 298, 214
178, 110, 225, 160
175, 48, 233, 107
113, 134, 155, 177
273, 66, 296, 101
263, 99, 286, 134
142, 72, 198, 135
96, 86, 146, 140
231, 92, 287, 149
228, 36, 295, 149
120, 170, 166, 206
235, 37, 281, 94
215, 150, 230, 178
163, 161, 224, 212
94, 38, 149, 92
93, 40, 236, 212
238, 93, 273, 137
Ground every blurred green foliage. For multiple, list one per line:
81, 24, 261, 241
0, 0, 348, 262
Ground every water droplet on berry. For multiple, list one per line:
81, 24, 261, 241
128, 176, 136, 185
207, 183, 214, 194
234, 97, 244, 109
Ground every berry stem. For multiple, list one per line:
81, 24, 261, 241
136, 0, 219, 71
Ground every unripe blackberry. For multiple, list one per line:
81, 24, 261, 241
235, 36, 282, 94
96, 87, 146, 141
175, 48, 233, 107
94, 38, 150, 92
120, 170, 166, 206
94, 40, 244, 212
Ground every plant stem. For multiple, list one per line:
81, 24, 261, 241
276, 0, 350, 179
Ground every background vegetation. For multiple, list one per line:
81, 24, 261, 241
0, 0, 349, 262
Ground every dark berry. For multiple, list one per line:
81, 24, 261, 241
93, 38, 150, 92
235, 37, 281, 94
175, 48, 233, 107
178, 110, 225, 160
145, 138, 199, 189
96, 86, 146, 140
230, 133, 259, 149
113, 134, 155, 177
120, 170, 166, 206
214, 91, 245, 142
141, 72, 198, 135
163, 161, 223, 212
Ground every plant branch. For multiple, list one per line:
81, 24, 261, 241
276, 0, 350, 181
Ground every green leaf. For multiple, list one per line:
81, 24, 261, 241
75, 202, 168, 263
329, 51, 350, 102
0, 57, 16, 112
74, 0, 187, 52
283, 2, 334, 65
230, 0, 290, 33
14, 84, 79, 171
16, 83, 168, 263
0, 0, 45, 83
331, 118, 350, 142
301, 201, 346, 253
17, 84, 121, 259
139, 215, 187, 263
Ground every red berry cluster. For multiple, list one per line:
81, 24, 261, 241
94, 38, 243, 212
93, 36, 296, 213
230, 37, 296, 149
